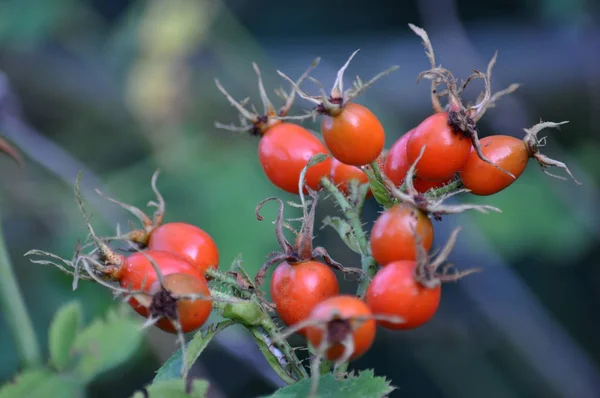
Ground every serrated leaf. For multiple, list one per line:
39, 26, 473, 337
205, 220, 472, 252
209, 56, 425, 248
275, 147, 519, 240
48, 301, 83, 371
71, 307, 144, 383
0, 369, 83, 398
322, 216, 361, 254
261, 370, 395, 398
130, 379, 209, 398
154, 321, 233, 382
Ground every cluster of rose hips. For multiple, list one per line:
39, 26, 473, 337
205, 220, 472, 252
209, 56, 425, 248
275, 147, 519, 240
27, 24, 579, 388
213, 23, 579, 362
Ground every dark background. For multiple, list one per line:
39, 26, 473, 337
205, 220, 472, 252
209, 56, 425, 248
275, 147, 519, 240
1, 0, 599, 397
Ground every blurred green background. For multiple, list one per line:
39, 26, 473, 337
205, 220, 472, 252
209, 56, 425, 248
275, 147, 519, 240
0, 0, 599, 397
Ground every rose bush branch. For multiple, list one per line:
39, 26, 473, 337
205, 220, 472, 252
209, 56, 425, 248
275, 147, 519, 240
0, 205, 42, 368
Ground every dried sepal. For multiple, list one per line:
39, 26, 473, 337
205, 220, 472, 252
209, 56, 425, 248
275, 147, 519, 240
383, 145, 502, 217
277, 51, 398, 117
522, 120, 582, 185
413, 227, 481, 288
216, 58, 319, 135
408, 23, 443, 113
94, 170, 165, 245
75, 171, 124, 268
414, 35, 519, 179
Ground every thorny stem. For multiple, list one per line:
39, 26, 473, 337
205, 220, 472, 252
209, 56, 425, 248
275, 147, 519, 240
247, 326, 298, 385
320, 177, 377, 298
259, 316, 309, 380
424, 179, 464, 199
0, 205, 42, 368
205, 268, 252, 299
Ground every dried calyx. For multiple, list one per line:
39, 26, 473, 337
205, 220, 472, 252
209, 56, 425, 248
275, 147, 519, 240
94, 170, 166, 247
277, 51, 399, 118
254, 188, 359, 287
384, 147, 502, 220
214, 58, 320, 136
73, 172, 128, 277
413, 227, 480, 289
410, 23, 519, 178
522, 121, 581, 184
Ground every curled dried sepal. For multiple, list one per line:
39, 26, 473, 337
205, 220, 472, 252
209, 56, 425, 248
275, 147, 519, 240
94, 170, 165, 245
75, 171, 124, 268
414, 227, 481, 289
408, 23, 443, 113
277, 52, 399, 118
215, 58, 320, 135
416, 49, 519, 179
273, 312, 403, 378
384, 145, 501, 217
254, 189, 348, 286
0, 136, 23, 166
24, 249, 93, 288
522, 121, 582, 185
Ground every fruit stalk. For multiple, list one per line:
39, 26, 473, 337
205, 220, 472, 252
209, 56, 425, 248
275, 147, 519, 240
247, 326, 299, 385
209, 282, 308, 382
320, 177, 377, 297
205, 268, 252, 299
0, 205, 42, 368
259, 315, 309, 380
424, 179, 464, 198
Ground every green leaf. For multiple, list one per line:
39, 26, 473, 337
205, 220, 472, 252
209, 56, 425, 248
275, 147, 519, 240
261, 370, 395, 398
322, 216, 361, 254
363, 167, 393, 209
131, 379, 209, 398
154, 321, 234, 382
0, 369, 83, 398
48, 301, 83, 371
71, 307, 144, 383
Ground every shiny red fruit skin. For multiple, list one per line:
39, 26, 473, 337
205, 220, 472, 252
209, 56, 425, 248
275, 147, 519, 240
370, 204, 434, 265
305, 295, 376, 361
383, 130, 413, 186
151, 273, 212, 334
459, 135, 529, 195
270, 261, 339, 335
117, 250, 203, 318
258, 123, 332, 194
330, 158, 369, 196
321, 103, 385, 166
148, 222, 219, 276
366, 260, 440, 330
384, 129, 453, 193
407, 112, 471, 181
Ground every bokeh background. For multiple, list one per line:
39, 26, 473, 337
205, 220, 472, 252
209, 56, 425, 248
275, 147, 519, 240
1, 0, 599, 397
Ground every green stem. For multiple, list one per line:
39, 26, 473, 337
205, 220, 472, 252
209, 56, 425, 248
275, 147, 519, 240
321, 177, 378, 298
334, 362, 349, 374
0, 206, 42, 368
260, 317, 309, 380
206, 268, 252, 298
247, 326, 298, 385
355, 255, 378, 298
210, 284, 308, 381
369, 160, 384, 181
425, 179, 464, 198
